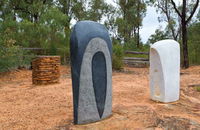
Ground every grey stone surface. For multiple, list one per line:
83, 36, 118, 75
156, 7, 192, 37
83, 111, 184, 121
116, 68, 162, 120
78, 38, 112, 124
70, 21, 112, 124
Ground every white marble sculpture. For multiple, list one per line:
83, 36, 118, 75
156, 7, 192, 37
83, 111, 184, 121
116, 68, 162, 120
150, 39, 180, 103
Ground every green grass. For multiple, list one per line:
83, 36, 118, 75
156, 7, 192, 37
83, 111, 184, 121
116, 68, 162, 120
196, 86, 200, 92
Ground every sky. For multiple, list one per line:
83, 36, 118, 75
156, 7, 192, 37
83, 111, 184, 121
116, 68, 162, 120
140, 6, 166, 43
105, 0, 182, 43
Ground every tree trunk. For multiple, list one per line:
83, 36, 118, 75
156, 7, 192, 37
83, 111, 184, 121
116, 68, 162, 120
165, 0, 177, 41
137, 26, 140, 48
136, 0, 140, 48
170, 0, 199, 69
33, 14, 39, 23
181, 0, 189, 68
182, 21, 189, 68
64, 52, 67, 65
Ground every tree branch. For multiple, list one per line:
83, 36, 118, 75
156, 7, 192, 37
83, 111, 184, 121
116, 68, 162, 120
13, 6, 32, 15
186, 0, 199, 23
170, 0, 182, 17
157, 3, 167, 14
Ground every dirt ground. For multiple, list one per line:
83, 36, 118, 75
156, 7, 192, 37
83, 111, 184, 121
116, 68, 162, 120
0, 66, 199, 130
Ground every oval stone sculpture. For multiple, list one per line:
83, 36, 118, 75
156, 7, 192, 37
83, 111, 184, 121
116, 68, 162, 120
70, 21, 112, 124
150, 39, 180, 103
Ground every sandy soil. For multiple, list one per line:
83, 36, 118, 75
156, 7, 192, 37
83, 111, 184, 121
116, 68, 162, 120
0, 66, 199, 130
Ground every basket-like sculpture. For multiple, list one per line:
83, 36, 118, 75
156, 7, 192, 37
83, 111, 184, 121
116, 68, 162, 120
32, 56, 60, 85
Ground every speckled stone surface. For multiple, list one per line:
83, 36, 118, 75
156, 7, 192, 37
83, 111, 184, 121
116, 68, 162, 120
70, 21, 112, 124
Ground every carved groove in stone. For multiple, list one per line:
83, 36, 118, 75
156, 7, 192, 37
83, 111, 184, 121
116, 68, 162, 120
92, 51, 107, 118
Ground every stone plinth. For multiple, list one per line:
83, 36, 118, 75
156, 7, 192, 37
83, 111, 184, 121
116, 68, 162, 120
150, 40, 180, 103
32, 56, 60, 85
70, 21, 112, 124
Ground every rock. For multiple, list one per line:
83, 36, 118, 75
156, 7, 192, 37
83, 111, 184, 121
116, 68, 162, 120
159, 116, 200, 129
70, 21, 112, 124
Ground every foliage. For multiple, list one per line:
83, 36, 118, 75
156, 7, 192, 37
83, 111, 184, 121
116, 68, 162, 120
123, 38, 138, 50
197, 9, 200, 21
0, 2, 70, 72
104, 4, 118, 38
0, 0, 200, 72
147, 28, 169, 44
112, 40, 124, 70
196, 86, 200, 92
0, 46, 20, 72
87, 0, 109, 22
116, 0, 147, 48
0, 47, 34, 72
170, 0, 199, 68
188, 21, 200, 65
149, 0, 199, 68
57, 0, 109, 22
0, 18, 35, 72
39, 7, 70, 58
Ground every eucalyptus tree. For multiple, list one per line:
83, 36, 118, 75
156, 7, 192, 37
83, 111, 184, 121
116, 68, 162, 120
104, 4, 119, 38
149, 0, 180, 40
170, 0, 199, 68
115, 0, 146, 48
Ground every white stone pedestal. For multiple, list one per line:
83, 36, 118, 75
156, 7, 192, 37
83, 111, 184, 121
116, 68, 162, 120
150, 39, 180, 103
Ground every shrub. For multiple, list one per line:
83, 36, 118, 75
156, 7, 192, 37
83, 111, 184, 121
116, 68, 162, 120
196, 86, 200, 92
123, 38, 137, 51
188, 22, 200, 65
0, 46, 34, 72
112, 44, 124, 70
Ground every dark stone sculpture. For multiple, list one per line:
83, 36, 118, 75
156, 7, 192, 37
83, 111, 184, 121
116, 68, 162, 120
70, 21, 112, 124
